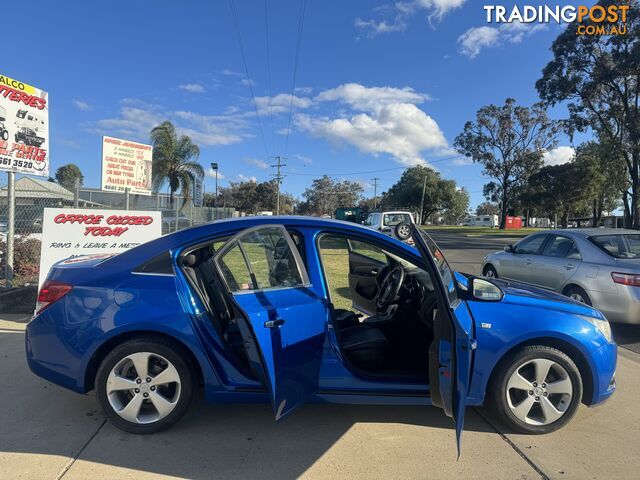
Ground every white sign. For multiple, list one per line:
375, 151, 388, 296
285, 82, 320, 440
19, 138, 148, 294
38, 208, 162, 289
0, 74, 49, 177
101, 136, 153, 195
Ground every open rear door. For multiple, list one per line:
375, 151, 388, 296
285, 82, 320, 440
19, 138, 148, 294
214, 225, 329, 419
411, 225, 474, 455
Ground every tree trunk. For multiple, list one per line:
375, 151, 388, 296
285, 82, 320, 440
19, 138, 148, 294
499, 181, 508, 230
562, 207, 569, 229
623, 191, 632, 228
633, 150, 640, 229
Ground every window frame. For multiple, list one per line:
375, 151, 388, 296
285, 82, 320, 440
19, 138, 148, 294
514, 234, 548, 255
213, 224, 311, 295
540, 234, 582, 260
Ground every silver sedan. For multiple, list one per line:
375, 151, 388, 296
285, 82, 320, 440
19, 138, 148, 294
481, 229, 640, 324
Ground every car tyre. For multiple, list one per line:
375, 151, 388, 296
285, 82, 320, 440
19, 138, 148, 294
482, 265, 498, 278
564, 285, 592, 306
394, 222, 412, 241
96, 337, 195, 434
489, 345, 582, 434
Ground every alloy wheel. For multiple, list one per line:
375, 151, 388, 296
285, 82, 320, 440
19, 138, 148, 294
106, 352, 181, 424
506, 358, 573, 426
570, 293, 585, 303
397, 224, 411, 238
484, 269, 495, 278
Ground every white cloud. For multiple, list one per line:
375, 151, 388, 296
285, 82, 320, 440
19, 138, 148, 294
222, 69, 243, 77
544, 146, 575, 166
58, 138, 81, 149
294, 154, 313, 165
458, 22, 547, 58
238, 174, 257, 183
457, 27, 500, 58
207, 168, 225, 179
297, 102, 447, 166
254, 93, 313, 115
87, 99, 250, 147
356, 0, 466, 37
179, 83, 206, 93
245, 158, 269, 169
315, 83, 429, 110
72, 99, 92, 111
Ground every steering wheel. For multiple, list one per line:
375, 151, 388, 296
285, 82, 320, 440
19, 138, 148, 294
376, 265, 405, 311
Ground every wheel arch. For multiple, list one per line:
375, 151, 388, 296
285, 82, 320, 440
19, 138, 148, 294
561, 283, 588, 296
485, 336, 594, 406
83, 330, 205, 394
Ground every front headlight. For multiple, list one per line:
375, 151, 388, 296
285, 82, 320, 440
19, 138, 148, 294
579, 315, 613, 343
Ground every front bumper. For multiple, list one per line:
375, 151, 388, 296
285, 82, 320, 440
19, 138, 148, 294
589, 340, 617, 405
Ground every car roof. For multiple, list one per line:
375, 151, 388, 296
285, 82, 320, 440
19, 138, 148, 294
110, 215, 421, 269
541, 228, 639, 238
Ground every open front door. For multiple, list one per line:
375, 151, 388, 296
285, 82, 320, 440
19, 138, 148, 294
214, 225, 329, 420
411, 225, 474, 454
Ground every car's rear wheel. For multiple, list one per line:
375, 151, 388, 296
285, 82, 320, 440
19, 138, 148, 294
483, 265, 498, 278
489, 345, 582, 434
565, 285, 592, 306
96, 337, 194, 434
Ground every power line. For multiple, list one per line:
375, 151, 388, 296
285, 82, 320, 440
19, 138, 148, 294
271, 156, 287, 215
283, 0, 307, 156
228, 0, 270, 157
281, 154, 464, 177
263, 0, 275, 153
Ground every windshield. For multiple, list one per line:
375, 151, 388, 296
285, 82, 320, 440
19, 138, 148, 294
383, 213, 411, 226
589, 234, 640, 259
417, 230, 458, 304
364, 214, 375, 226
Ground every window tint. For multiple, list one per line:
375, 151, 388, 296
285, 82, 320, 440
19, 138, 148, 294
383, 213, 411, 226
239, 228, 303, 289
133, 251, 174, 275
218, 243, 254, 292
542, 235, 581, 260
514, 235, 546, 255
590, 234, 640, 259
349, 239, 388, 264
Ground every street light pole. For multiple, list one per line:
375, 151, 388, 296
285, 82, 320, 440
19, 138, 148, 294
210, 162, 218, 213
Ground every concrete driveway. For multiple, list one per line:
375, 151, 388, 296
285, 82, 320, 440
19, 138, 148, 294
2, 230, 640, 479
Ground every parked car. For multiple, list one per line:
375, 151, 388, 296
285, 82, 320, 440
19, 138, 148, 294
364, 210, 414, 242
482, 228, 640, 324
27, 217, 616, 446
461, 215, 499, 227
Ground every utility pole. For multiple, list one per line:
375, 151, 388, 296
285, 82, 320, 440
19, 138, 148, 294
271, 156, 286, 215
419, 175, 427, 226
372, 177, 379, 209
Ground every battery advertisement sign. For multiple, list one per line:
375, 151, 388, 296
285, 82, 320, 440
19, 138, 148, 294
0, 74, 49, 177
101, 135, 153, 195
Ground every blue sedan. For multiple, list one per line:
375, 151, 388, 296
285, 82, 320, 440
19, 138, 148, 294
26, 217, 616, 448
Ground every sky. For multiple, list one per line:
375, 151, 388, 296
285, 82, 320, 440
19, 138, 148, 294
5, 0, 593, 209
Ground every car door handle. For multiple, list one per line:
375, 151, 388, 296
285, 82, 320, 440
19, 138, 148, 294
264, 319, 285, 328
564, 263, 576, 270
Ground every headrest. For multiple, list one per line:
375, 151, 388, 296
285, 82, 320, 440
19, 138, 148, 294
182, 254, 197, 267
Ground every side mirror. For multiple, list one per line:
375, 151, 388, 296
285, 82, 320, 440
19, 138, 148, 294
472, 278, 504, 302
504, 244, 514, 253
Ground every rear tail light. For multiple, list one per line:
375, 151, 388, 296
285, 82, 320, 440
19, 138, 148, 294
36, 280, 73, 314
611, 272, 640, 287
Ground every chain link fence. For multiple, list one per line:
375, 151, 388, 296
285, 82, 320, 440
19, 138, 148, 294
1, 175, 236, 289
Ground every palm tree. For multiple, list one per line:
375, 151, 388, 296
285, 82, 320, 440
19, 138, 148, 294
150, 121, 204, 208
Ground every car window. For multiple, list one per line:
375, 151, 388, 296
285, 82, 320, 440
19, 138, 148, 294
589, 234, 640, 259
217, 227, 306, 292
417, 231, 457, 304
514, 235, 546, 255
383, 213, 411, 226
218, 243, 254, 291
349, 239, 388, 264
542, 235, 582, 260
364, 214, 375, 226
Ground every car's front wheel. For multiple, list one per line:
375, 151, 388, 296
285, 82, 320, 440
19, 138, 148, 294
95, 337, 195, 434
482, 265, 498, 278
489, 345, 582, 434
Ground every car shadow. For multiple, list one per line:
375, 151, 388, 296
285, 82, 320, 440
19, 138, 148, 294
0, 329, 497, 479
